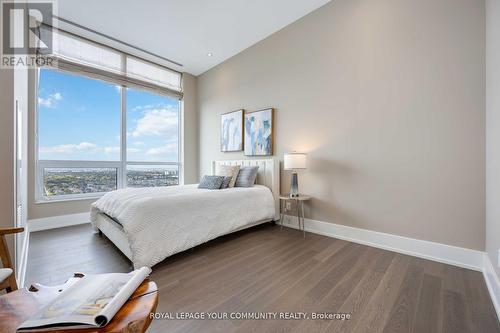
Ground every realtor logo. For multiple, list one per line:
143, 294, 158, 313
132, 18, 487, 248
1, 1, 54, 67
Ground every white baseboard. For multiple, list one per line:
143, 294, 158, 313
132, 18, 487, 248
28, 212, 90, 232
483, 254, 500, 321
281, 215, 484, 271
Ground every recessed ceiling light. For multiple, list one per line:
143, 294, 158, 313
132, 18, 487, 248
207, 52, 213, 57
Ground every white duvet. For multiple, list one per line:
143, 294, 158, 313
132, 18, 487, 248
90, 184, 275, 268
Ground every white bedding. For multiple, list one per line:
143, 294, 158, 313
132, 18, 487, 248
90, 184, 275, 268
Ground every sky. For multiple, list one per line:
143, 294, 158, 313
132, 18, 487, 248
38, 68, 180, 163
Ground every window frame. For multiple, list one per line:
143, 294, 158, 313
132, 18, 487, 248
34, 67, 184, 203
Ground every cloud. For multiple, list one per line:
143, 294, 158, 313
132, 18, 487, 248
132, 141, 145, 146
104, 146, 120, 154
127, 148, 140, 154
40, 142, 97, 154
132, 103, 166, 112
145, 142, 178, 156
38, 92, 63, 108
104, 147, 140, 154
131, 107, 178, 138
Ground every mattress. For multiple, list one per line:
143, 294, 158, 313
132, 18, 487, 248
90, 184, 276, 268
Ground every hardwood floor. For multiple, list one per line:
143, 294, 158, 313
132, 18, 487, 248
25, 223, 499, 333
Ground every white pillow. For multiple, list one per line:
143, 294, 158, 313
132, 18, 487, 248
215, 165, 240, 188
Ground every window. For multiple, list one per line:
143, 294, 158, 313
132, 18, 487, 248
126, 87, 180, 188
36, 68, 182, 201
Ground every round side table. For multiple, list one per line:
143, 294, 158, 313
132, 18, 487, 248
279, 194, 311, 238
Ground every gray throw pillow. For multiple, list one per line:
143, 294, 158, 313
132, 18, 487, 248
235, 166, 259, 187
198, 175, 225, 189
220, 176, 232, 189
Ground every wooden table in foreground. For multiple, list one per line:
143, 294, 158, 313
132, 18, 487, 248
0, 278, 158, 333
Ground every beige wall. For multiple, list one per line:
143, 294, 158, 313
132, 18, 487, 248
28, 73, 199, 220
198, 0, 486, 250
0, 67, 15, 258
486, 0, 500, 277
182, 73, 199, 184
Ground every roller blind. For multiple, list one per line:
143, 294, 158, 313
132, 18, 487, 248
39, 26, 183, 97
126, 56, 181, 91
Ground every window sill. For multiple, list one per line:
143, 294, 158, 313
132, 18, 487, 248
35, 193, 104, 205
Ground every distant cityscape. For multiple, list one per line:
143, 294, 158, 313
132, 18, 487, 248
127, 168, 179, 188
43, 168, 179, 196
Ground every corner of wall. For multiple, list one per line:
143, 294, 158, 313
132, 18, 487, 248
485, 0, 500, 281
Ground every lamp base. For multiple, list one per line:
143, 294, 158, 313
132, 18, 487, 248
290, 172, 299, 198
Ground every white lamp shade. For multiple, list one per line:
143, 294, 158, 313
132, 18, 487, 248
284, 153, 307, 170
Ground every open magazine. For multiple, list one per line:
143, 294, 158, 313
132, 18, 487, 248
17, 267, 151, 332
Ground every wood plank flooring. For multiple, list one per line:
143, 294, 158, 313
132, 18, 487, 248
25, 223, 499, 333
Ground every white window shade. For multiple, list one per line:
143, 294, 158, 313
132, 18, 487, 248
53, 30, 123, 73
126, 56, 181, 92
40, 27, 182, 96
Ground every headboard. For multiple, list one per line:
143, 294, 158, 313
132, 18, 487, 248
212, 159, 280, 221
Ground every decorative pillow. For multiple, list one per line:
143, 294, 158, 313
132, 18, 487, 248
220, 176, 232, 189
235, 166, 259, 187
214, 165, 240, 188
198, 175, 225, 189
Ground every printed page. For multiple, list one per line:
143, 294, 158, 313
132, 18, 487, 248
96, 267, 151, 325
17, 267, 151, 331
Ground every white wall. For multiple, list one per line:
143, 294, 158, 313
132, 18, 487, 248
486, 0, 500, 278
198, 0, 486, 250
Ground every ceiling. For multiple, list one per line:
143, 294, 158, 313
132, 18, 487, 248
56, 0, 331, 76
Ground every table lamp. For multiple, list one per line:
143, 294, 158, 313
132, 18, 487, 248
284, 153, 307, 197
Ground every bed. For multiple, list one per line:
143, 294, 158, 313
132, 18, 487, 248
90, 159, 280, 269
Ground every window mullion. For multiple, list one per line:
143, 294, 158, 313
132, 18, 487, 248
119, 54, 127, 189
120, 86, 127, 189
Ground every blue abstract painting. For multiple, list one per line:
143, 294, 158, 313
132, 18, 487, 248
221, 110, 243, 152
244, 108, 273, 156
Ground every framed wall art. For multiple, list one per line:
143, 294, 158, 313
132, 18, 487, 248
244, 108, 274, 156
220, 109, 244, 152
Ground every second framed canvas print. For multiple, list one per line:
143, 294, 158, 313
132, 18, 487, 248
221, 109, 243, 152
244, 108, 274, 156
